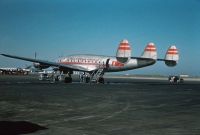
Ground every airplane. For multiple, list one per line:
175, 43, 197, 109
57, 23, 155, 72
1, 39, 179, 83
0, 67, 30, 75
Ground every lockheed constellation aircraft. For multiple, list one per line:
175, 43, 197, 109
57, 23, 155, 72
1, 39, 179, 83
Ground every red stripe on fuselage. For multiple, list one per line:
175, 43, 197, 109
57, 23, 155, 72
59, 61, 125, 68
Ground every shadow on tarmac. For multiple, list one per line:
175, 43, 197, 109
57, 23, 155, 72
0, 121, 48, 135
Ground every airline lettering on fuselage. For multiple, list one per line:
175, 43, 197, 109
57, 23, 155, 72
112, 61, 124, 67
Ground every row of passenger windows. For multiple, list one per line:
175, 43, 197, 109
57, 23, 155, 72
59, 58, 101, 63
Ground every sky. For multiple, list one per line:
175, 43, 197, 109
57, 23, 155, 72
0, 0, 200, 76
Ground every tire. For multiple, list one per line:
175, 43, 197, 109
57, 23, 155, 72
85, 76, 90, 83
55, 76, 59, 81
98, 77, 104, 84
65, 77, 72, 83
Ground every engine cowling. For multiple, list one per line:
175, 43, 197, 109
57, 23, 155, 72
33, 63, 50, 69
116, 39, 131, 63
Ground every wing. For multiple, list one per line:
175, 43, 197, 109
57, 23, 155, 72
132, 57, 177, 63
1, 54, 92, 72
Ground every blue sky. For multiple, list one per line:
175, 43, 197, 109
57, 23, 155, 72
0, 0, 200, 76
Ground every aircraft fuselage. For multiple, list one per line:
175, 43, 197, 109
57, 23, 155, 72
57, 54, 156, 73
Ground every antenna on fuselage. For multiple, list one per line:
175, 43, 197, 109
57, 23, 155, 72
34, 52, 37, 59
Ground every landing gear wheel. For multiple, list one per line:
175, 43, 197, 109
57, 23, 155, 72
55, 76, 59, 81
98, 77, 104, 84
85, 76, 90, 83
65, 77, 72, 83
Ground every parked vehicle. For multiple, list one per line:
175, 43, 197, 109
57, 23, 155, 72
168, 75, 184, 83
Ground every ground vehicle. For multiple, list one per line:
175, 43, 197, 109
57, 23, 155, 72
168, 76, 184, 83
39, 73, 50, 81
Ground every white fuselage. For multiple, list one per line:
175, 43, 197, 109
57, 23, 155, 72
57, 54, 156, 72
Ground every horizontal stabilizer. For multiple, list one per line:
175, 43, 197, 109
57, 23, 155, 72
131, 57, 155, 61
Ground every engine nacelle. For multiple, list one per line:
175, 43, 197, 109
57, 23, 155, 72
116, 39, 131, 63
33, 63, 50, 69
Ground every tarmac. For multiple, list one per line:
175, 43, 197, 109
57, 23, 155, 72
0, 75, 200, 135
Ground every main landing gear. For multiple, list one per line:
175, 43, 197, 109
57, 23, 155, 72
98, 77, 104, 84
64, 72, 73, 83
64, 76, 72, 83
79, 72, 105, 84
51, 71, 105, 84
52, 71, 73, 83
79, 72, 90, 83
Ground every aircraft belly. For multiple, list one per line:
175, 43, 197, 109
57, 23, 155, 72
77, 64, 98, 72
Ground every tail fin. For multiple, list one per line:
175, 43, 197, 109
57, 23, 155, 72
164, 45, 179, 66
116, 39, 131, 63
141, 42, 157, 60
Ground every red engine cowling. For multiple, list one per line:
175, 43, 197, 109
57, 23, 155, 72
33, 63, 50, 69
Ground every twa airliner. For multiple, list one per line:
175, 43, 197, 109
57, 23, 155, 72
1, 39, 179, 83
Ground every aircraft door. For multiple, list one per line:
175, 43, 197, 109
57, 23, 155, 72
106, 59, 110, 69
